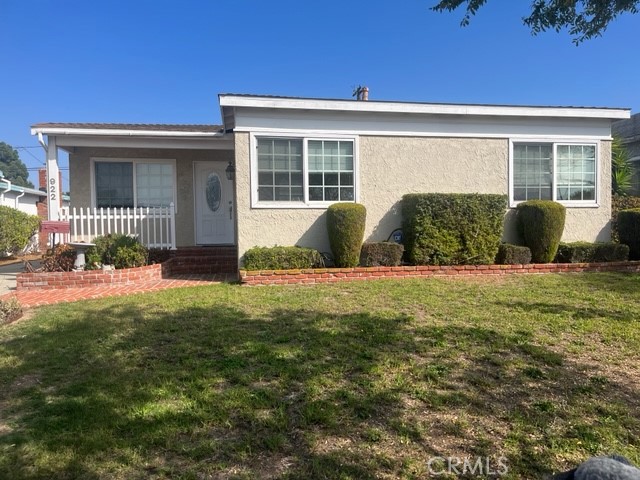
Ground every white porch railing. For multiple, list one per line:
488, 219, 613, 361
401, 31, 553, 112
59, 203, 176, 250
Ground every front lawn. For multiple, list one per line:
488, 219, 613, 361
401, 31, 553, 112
1, 274, 639, 479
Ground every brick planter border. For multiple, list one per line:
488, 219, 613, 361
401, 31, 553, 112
16, 262, 171, 291
240, 261, 640, 286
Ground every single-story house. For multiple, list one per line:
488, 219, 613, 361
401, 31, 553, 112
612, 112, 640, 195
31, 93, 630, 269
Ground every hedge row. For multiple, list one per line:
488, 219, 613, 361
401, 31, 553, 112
555, 242, 629, 263
402, 193, 507, 265
244, 195, 640, 270
243, 246, 324, 270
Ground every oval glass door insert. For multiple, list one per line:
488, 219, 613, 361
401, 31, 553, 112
206, 173, 221, 212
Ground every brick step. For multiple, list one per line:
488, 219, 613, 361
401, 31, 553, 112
174, 247, 237, 256
168, 246, 238, 274
171, 256, 237, 263
170, 264, 237, 274
172, 261, 237, 266
170, 267, 237, 275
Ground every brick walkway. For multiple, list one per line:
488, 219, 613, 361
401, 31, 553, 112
0, 274, 235, 308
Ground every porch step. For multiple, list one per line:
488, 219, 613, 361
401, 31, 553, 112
169, 246, 238, 274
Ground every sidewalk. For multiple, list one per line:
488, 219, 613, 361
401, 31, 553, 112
0, 262, 24, 296
0, 273, 234, 308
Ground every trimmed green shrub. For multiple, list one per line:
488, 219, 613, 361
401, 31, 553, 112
516, 200, 566, 263
555, 242, 629, 263
595, 242, 631, 262
85, 234, 148, 269
243, 246, 323, 270
611, 194, 640, 241
360, 242, 404, 267
42, 244, 76, 272
402, 193, 507, 265
617, 208, 640, 260
0, 297, 22, 325
327, 203, 366, 268
555, 242, 593, 263
0, 206, 41, 256
495, 244, 532, 265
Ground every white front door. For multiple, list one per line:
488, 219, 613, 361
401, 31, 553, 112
194, 162, 235, 245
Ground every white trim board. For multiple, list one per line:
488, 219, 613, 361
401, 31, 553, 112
220, 95, 630, 120
31, 127, 224, 137
231, 109, 616, 140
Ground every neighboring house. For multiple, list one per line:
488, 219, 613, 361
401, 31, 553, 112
1, 170, 71, 252
31, 93, 630, 267
612, 112, 640, 195
0, 178, 44, 217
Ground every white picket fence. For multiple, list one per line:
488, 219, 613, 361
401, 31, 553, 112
59, 204, 177, 249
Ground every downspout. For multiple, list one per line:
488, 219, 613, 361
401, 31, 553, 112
37, 132, 47, 150
15, 188, 25, 209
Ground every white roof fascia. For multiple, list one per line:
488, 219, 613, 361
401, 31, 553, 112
30, 127, 225, 138
0, 181, 45, 197
219, 95, 631, 120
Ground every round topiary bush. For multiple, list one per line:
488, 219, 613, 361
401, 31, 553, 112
327, 203, 366, 267
617, 208, 640, 260
516, 200, 566, 263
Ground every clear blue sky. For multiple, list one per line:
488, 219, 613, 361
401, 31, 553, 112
1, 0, 638, 189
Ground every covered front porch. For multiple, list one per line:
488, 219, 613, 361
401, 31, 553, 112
31, 123, 238, 268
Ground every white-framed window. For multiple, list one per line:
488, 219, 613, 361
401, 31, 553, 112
252, 134, 358, 208
510, 140, 598, 207
92, 158, 177, 210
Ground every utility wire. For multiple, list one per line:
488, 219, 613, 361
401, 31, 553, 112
16, 146, 46, 165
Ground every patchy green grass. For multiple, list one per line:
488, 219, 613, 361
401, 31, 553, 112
1, 273, 640, 479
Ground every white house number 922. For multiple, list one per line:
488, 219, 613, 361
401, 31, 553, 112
49, 178, 57, 201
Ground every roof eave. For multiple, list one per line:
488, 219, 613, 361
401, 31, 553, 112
218, 95, 631, 120
30, 126, 226, 138
0, 181, 46, 197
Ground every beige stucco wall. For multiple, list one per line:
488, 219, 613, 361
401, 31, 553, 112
235, 134, 613, 262
69, 147, 233, 247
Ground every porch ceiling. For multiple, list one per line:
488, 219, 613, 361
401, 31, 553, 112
31, 123, 234, 151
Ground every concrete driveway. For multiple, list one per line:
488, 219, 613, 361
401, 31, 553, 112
0, 262, 28, 295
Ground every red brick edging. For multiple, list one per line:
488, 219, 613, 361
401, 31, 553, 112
16, 263, 170, 291
239, 261, 640, 286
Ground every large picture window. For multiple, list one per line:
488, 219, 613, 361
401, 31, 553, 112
511, 142, 597, 205
255, 136, 356, 205
94, 159, 175, 209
